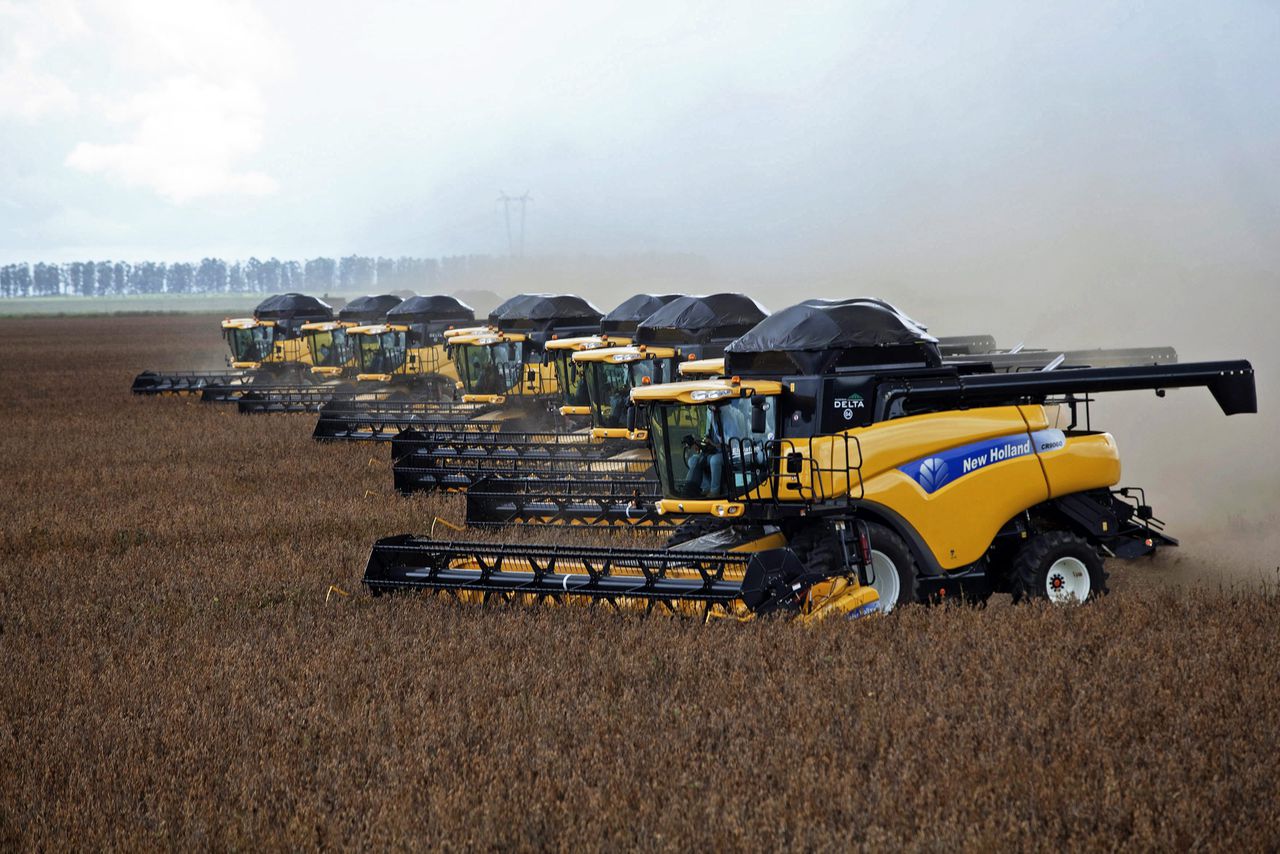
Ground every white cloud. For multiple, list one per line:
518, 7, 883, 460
67, 75, 277, 203
19, 0, 287, 202
0, 0, 85, 120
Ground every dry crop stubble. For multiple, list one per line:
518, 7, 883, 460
1, 314, 1278, 849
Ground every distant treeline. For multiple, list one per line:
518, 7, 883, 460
0, 253, 708, 298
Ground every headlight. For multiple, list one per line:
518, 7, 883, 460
690, 389, 734, 401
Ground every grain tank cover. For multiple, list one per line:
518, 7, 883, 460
387, 295, 476, 325
338, 294, 403, 323
724, 298, 941, 376
634, 293, 768, 346
253, 292, 334, 322
600, 293, 683, 335
486, 294, 603, 342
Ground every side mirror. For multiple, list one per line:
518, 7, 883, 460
626, 403, 638, 432
786, 452, 804, 475
750, 398, 767, 434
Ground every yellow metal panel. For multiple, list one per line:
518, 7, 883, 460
450, 331, 528, 345
630, 378, 782, 403
657, 498, 746, 518
1040, 433, 1121, 498
574, 345, 676, 364
678, 357, 726, 377
591, 427, 648, 441
545, 335, 630, 352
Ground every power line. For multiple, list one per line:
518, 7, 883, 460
497, 191, 532, 257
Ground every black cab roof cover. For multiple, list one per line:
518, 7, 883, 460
253, 292, 334, 322
387, 295, 476, 325
338, 294, 404, 323
634, 293, 768, 346
724, 298, 941, 376
600, 294, 684, 335
487, 294, 603, 340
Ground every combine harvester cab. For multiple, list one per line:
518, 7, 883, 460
363, 297, 1254, 621
131, 292, 331, 396
387, 293, 686, 489
312, 293, 601, 441
444, 293, 770, 527
235, 293, 407, 413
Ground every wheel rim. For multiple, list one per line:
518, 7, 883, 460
869, 549, 900, 612
1045, 556, 1090, 603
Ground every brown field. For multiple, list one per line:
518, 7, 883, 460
2, 313, 1278, 849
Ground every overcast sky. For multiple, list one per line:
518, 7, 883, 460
0, 0, 1277, 274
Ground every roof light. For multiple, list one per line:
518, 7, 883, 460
641, 376, 652, 384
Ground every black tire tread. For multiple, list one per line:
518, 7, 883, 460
1010, 530, 1109, 603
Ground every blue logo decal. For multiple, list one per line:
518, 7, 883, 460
899, 429, 1066, 494
917, 457, 951, 492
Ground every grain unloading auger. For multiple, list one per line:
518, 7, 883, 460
131, 292, 333, 396
235, 294, 477, 413
311, 293, 605, 440
364, 298, 1255, 619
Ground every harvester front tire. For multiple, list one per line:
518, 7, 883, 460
862, 522, 918, 612
789, 521, 918, 612
1010, 531, 1108, 604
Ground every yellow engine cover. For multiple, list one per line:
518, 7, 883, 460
849, 405, 1120, 568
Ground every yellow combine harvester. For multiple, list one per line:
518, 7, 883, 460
298, 294, 406, 381
312, 293, 603, 440
363, 298, 1255, 621
343, 294, 477, 397
232, 294, 478, 413
132, 292, 334, 396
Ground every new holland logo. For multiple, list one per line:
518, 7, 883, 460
916, 457, 951, 491
899, 429, 1067, 494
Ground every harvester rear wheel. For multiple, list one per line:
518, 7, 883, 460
1010, 531, 1108, 604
